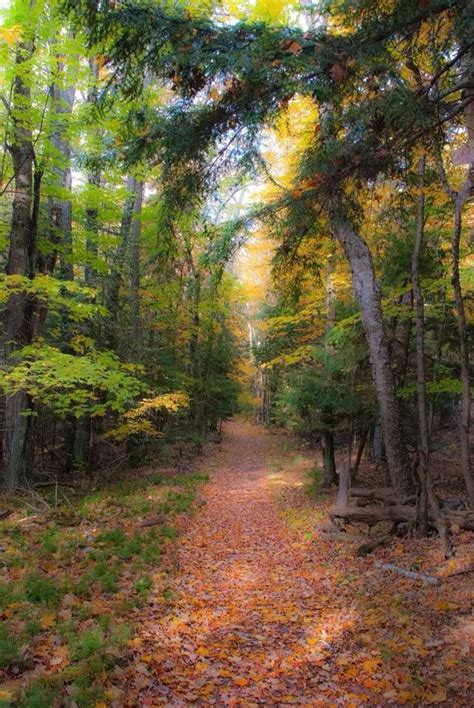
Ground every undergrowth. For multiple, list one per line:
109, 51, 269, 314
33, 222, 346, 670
0, 470, 208, 706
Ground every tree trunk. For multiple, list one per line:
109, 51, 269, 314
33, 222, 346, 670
129, 179, 143, 356
411, 158, 452, 555
34, 55, 75, 338
3, 38, 36, 488
107, 175, 136, 348
321, 429, 336, 486
352, 423, 369, 481
329, 209, 413, 499
411, 156, 430, 534
452, 186, 473, 504
435, 151, 473, 504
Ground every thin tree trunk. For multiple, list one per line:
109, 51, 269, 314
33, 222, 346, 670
412, 157, 452, 555
352, 422, 369, 482
329, 209, 413, 499
107, 175, 136, 348
452, 188, 473, 504
47, 54, 76, 473
321, 429, 336, 487
411, 157, 429, 535
129, 179, 143, 356
320, 249, 337, 486
33, 54, 75, 339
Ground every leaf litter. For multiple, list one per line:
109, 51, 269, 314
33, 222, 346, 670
123, 421, 474, 706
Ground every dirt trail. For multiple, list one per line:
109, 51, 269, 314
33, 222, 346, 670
127, 421, 473, 706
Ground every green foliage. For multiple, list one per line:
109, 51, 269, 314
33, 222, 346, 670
72, 629, 104, 660
0, 275, 105, 322
0, 624, 20, 668
134, 575, 152, 594
274, 345, 370, 435
21, 679, 57, 708
0, 341, 145, 419
24, 573, 63, 606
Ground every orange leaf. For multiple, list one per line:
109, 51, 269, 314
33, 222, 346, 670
425, 687, 447, 703
40, 613, 56, 629
362, 658, 381, 674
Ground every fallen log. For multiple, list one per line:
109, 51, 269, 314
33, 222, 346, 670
330, 504, 474, 531
374, 561, 440, 585
350, 487, 416, 506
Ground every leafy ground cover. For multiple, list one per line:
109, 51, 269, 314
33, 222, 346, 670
1, 421, 473, 706
118, 421, 473, 706
0, 470, 207, 706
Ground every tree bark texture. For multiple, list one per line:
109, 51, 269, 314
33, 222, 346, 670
330, 210, 413, 499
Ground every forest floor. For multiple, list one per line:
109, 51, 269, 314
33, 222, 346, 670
122, 420, 473, 706
1, 420, 473, 706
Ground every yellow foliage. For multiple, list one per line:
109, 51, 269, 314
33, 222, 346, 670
105, 393, 189, 441
126, 392, 190, 419
0, 25, 22, 47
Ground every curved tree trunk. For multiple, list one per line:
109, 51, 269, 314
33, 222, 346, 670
329, 210, 413, 499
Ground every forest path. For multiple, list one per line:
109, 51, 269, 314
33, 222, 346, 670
126, 420, 472, 706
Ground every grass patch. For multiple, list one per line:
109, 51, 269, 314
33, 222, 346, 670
0, 466, 207, 704
0, 625, 20, 668
24, 573, 64, 606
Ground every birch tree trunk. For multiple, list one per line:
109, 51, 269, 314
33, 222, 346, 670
329, 208, 413, 499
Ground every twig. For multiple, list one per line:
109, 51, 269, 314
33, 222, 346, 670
140, 516, 165, 528
443, 565, 474, 579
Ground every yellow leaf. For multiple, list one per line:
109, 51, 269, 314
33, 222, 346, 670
218, 669, 233, 678
398, 690, 412, 704
197, 646, 210, 656
196, 661, 208, 671
40, 613, 56, 629
141, 654, 153, 663
362, 658, 381, 674
95, 702, 107, 708
234, 677, 249, 687
425, 686, 447, 703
